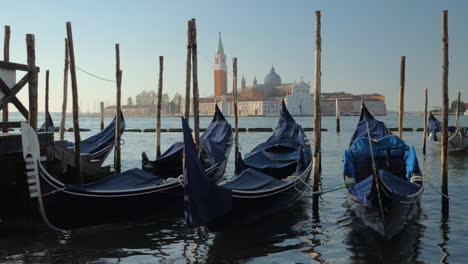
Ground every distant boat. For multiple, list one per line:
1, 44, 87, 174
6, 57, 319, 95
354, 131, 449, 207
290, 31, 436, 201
38, 113, 54, 133
465, 110, 468, 116
182, 101, 312, 230
343, 103, 424, 239
426, 112, 468, 153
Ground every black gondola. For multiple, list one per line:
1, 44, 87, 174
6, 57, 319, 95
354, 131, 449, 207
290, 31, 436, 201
20, 106, 232, 230
343, 104, 424, 239
142, 104, 233, 182
427, 112, 468, 153
38, 113, 127, 165
183, 101, 312, 230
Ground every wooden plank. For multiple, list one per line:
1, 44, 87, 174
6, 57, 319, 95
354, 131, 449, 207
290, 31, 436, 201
26, 34, 38, 131
0, 73, 30, 115
0, 61, 39, 72
0, 132, 53, 155
66, 22, 82, 183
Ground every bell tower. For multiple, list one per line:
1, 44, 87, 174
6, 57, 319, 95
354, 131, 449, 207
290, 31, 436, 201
214, 32, 227, 97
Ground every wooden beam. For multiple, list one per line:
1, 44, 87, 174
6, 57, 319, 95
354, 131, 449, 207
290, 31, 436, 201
191, 18, 200, 153
0, 73, 29, 108
398, 56, 406, 139
3, 25, 10, 132
114, 44, 122, 173
100, 102, 104, 130
59, 38, 69, 141
422, 88, 428, 155
184, 20, 192, 121
233, 57, 239, 153
441, 10, 449, 213
0, 61, 39, 72
156, 56, 163, 158
45, 70, 50, 131
26, 34, 38, 131
66, 22, 82, 183
336, 98, 340, 133
455, 91, 461, 128
0, 121, 20, 129
312, 10, 322, 211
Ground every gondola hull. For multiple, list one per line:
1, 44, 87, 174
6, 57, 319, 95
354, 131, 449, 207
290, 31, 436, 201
346, 191, 421, 239
207, 165, 311, 231
427, 132, 468, 153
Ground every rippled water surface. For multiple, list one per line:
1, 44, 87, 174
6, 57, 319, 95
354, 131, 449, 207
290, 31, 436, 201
1, 113, 467, 263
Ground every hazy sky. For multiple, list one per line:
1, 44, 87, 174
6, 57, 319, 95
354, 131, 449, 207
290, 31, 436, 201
1, 0, 467, 112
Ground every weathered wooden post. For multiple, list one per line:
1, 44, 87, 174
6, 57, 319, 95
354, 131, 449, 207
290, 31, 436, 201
191, 18, 200, 153
26, 34, 38, 132
233, 57, 239, 153
398, 56, 406, 139
335, 98, 340, 133
422, 88, 428, 155
45, 70, 50, 131
114, 44, 122, 173
66, 22, 82, 183
184, 20, 192, 121
59, 38, 69, 140
2, 25, 10, 132
455, 91, 461, 128
441, 10, 449, 213
100, 101, 104, 130
312, 10, 322, 211
156, 56, 163, 158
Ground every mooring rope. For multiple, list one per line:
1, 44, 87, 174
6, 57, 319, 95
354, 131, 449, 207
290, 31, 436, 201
411, 175, 452, 200
75, 65, 116, 83
293, 176, 355, 196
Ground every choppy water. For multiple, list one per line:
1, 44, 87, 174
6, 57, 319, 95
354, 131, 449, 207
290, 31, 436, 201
1, 113, 467, 263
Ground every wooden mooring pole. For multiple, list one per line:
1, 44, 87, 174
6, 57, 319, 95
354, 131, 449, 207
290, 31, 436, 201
191, 18, 200, 153
233, 57, 239, 153
26, 34, 38, 132
312, 10, 322, 211
335, 98, 340, 133
422, 88, 428, 155
66, 22, 82, 183
455, 91, 461, 128
156, 56, 163, 158
398, 56, 406, 139
45, 70, 49, 131
184, 20, 192, 121
441, 10, 449, 213
59, 38, 69, 140
114, 44, 122, 173
2, 25, 10, 132
100, 102, 104, 130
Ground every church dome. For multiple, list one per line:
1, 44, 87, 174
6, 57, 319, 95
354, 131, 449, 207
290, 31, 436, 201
264, 66, 281, 86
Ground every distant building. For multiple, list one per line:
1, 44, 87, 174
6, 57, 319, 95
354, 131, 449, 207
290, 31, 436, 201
321, 93, 387, 116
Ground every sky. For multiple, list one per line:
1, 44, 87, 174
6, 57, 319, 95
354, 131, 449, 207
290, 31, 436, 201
1, 0, 467, 113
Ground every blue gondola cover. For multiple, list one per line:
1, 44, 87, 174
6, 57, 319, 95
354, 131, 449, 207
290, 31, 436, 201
349, 104, 390, 145
38, 112, 55, 133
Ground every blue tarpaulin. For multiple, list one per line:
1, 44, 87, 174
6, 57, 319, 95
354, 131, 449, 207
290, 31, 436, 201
349, 104, 390, 146
38, 113, 55, 133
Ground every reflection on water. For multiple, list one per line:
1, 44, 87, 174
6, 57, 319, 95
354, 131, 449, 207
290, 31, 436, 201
342, 206, 425, 264
438, 214, 450, 264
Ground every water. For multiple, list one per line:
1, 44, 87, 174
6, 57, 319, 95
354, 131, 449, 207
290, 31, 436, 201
1, 113, 467, 263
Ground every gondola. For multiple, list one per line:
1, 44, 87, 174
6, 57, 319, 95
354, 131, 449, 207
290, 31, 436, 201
343, 103, 424, 239
426, 112, 468, 153
38, 113, 127, 165
67, 113, 126, 166
142, 104, 233, 182
38, 112, 55, 133
20, 105, 232, 230
183, 101, 312, 230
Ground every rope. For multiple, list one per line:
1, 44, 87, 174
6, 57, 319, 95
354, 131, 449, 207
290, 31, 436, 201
413, 176, 452, 200
75, 65, 116, 83
292, 175, 355, 196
